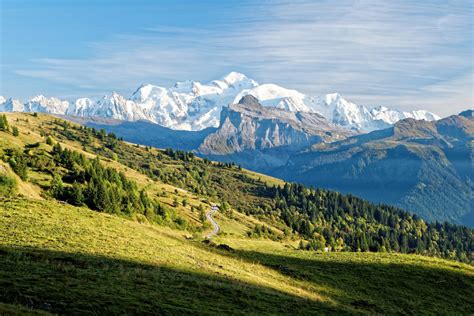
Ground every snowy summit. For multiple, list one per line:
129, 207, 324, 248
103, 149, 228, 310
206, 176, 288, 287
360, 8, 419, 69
0, 72, 440, 132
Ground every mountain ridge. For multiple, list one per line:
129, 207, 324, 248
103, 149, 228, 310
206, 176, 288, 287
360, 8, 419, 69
0, 72, 440, 132
278, 112, 474, 226
198, 95, 351, 169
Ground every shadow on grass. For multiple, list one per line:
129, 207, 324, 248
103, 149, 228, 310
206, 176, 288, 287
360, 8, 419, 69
215, 248, 474, 315
0, 246, 346, 315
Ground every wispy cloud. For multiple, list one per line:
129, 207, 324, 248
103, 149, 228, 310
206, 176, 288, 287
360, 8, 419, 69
12, 0, 473, 115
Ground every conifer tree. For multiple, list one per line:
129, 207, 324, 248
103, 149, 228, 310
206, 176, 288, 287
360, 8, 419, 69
0, 114, 9, 132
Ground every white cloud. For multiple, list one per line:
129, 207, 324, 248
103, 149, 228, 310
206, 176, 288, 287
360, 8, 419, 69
12, 0, 473, 115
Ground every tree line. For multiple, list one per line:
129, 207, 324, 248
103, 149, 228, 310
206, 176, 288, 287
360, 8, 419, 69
269, 183, 472, 262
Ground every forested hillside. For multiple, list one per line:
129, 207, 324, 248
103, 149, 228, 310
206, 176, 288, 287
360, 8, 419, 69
279, 114, 473, 226
0, 113, 472, 263
1, 112, 474, 315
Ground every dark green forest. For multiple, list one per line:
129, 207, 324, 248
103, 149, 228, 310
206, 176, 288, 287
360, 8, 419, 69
270, 183, 472, 261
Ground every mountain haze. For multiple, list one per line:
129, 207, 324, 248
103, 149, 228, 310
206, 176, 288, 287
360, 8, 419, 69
278, 112, 474, 226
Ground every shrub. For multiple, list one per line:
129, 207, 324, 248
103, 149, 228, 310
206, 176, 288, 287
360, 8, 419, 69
0, 114, 9, 132
0, 173, 17, 196
46, 136, 54, 145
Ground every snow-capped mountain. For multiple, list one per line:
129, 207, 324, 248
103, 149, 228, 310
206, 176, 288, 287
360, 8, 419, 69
67, 93, 149, 122
370, 106, 440, 127
65, 72, 258, 130
0, 72, 440, 131
0, 97, 24, 112
232, 86, 440, 131
24, 95, 69, 114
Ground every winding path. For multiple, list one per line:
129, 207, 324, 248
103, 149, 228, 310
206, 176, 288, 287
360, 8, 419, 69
205, 205, 219, 239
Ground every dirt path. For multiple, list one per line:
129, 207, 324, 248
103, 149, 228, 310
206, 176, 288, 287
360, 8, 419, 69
205, 205, 219, 238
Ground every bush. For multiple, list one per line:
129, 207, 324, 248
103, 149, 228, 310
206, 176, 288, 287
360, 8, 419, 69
46, 136, 54, 145
0, 173, 17, 196
8, 156, 28, 181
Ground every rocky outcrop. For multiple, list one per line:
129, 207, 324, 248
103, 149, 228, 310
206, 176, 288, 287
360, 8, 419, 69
199, 95, 349, 155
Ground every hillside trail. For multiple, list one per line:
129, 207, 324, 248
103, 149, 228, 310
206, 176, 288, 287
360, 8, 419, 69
205, 205, 219, 238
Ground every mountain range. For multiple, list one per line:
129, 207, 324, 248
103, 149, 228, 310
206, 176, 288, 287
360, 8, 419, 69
198, 98, 473, 226
77, 100, 472, 227
2, 72, 472, 227
278, 110, 474, 226
0, 72, 439, 132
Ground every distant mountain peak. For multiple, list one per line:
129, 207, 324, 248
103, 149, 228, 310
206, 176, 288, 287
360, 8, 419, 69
325, 92, 342, 103
133, 83, 156, 94
24, 95, 69, 114
0, 96, 24, 112
459, 109, 473, 118
199, 96, 350, 157
220, 71, 250, 84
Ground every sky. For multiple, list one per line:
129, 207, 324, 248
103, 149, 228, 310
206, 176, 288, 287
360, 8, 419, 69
0, 0, 472, 116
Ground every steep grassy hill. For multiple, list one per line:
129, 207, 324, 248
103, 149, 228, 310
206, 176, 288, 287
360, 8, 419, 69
1, 198, 473, 315
0, 112, 473, 314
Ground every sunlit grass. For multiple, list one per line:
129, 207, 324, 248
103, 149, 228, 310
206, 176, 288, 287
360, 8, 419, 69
1, 197, 473, 314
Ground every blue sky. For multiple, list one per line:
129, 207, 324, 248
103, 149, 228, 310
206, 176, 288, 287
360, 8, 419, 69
0, 0, 472, 116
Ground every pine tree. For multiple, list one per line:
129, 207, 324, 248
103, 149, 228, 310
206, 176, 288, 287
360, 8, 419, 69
67, 182, 84, 206
0, 114, 9, 132
200, 209, 207, 223
50, 174, 64, 199
360, 233, 369, 252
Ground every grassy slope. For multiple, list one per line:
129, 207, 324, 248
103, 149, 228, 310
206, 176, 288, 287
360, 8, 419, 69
0, 112, 278, 237
1, 113, 473, 314
1, 198, 473, 315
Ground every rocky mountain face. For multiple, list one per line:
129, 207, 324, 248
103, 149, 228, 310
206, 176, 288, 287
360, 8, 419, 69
199, 95, 349, 154
197, 95, 351, 170
276, 112, 474, 226
0, 72, 439, 132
